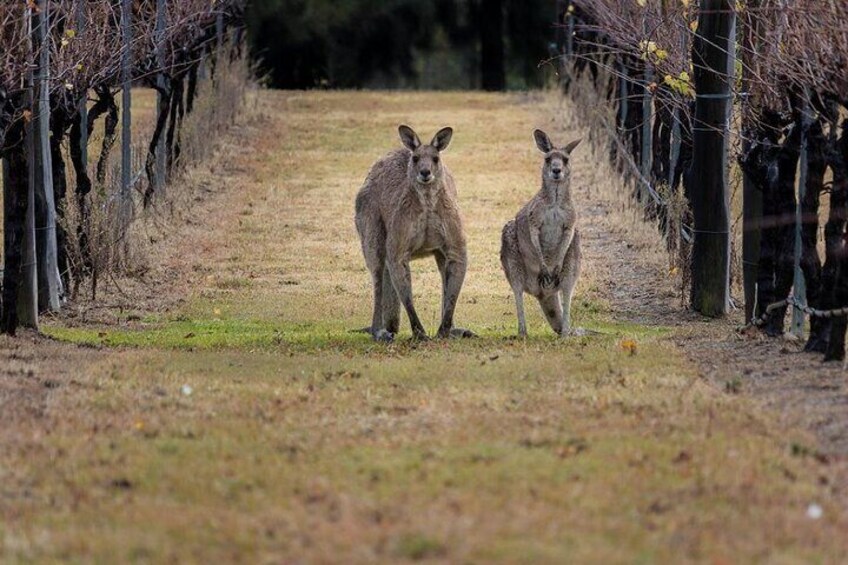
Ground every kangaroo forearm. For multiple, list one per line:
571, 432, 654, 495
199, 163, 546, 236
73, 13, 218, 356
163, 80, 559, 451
554, 229, 576, 269
528, 229, 548, 269
517, 214, 547, 269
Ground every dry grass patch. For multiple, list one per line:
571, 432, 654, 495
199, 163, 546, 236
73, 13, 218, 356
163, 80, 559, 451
3, 91, 845, 562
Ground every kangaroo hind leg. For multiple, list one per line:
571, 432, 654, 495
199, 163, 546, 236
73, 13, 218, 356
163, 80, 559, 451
558, 231, 582, 336
435, 251, 475, 339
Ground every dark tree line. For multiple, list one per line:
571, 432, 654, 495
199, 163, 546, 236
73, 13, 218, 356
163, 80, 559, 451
246, 0, 555, 90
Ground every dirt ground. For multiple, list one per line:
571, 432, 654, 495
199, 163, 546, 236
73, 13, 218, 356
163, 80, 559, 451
2, 90, 848, 562
573, 180, 848, 457
539, 95, 848, 515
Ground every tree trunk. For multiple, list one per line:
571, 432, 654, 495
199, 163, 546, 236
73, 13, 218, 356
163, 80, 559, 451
69, 110, 93, 279
186, 61, 200, 114
479, 0, 505, 91
801, 117, 829, 352
94, 86, 119, 186
824, 119, 848, 361
166, 76, 185, 173
50, 100, 71, 287
145, 80, 172, 207
688, 0, 735, 316
766, 120, 802, 335
625, 58, 645, 196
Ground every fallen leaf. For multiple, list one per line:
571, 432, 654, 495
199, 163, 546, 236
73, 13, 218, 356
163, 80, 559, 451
620, 339, 638, 356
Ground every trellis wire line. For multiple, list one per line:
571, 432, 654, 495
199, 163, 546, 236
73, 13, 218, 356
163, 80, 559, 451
747, 295, 848, 329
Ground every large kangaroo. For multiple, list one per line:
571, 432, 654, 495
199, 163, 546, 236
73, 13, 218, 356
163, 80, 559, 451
355, 125, 474, 342
500, 130, 582, 337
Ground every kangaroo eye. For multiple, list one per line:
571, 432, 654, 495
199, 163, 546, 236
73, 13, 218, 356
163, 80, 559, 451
545, 157, 552, 164
412, 155, 420, 164
433, 156, 440, 164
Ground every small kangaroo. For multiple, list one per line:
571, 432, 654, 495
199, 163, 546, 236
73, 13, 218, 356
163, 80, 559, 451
500, 130, 582, 337
355, 125, 474, 342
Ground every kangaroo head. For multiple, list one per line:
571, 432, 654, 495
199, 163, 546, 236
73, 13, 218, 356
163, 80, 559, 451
534, 129, 581, 184
398, 125, 453, 186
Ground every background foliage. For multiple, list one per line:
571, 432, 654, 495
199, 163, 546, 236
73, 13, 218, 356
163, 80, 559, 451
246, 0, 556, 90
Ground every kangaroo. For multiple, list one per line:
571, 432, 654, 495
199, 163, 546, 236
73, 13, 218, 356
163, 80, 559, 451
355, 125, 474, 342
500, 130, 582, 337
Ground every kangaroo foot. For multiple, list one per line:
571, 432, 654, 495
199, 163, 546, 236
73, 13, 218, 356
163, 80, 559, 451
412, 330, 430, 342
437, 327, 476, 339
450, 328, 477, 339
561, 327, 592, 338
373, 329, 395, 343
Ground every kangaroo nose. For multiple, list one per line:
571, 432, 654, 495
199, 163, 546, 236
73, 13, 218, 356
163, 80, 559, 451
420, 169, 432, 178
552, 168, 563, 176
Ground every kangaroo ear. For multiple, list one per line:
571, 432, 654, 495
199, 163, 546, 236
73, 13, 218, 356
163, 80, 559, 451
534, 129, 553, 153
398, 125, 421, 151
563, 138, 582, 154
431, 127, 453, 152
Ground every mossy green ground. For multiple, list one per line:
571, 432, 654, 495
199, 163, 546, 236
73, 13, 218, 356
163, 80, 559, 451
7, 91, 847, 563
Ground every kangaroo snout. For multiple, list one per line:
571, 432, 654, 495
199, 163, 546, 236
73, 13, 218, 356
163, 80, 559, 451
418, 169, 433, 183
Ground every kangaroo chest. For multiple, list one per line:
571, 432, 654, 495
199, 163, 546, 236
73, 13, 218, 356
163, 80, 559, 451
539, 207, 568, 258
409, 193, 447, 257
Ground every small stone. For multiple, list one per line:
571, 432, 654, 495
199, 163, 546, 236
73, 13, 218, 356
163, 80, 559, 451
181, 384, 193, 397
806, 503, 823, 520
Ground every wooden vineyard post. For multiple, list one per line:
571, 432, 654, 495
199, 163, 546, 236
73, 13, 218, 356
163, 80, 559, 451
640, 18, 653, 202
121, 0, 132, 210
155, 0, 167, 193
33, 0, 62, 312
741, 0, 762, 322
790, 92, 810, 337
689, 0, 735, 316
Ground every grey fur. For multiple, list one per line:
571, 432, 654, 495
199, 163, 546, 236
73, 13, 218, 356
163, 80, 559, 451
355, 125, 472, 342
500, 130, 583, 337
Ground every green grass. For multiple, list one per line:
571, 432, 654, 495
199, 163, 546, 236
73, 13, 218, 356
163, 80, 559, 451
43, 296, 667, 353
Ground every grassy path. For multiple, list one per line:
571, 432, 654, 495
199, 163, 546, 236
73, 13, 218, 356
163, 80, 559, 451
4, 91, 847, 562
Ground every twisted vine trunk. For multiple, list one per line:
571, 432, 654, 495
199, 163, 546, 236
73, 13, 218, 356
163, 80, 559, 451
823, 119, 848, 361
740, 111, 799, 336
166, 75, 185, 173
186, 60, 200, 115
69, 109, 93, 280
800, 116, 829, 352
91, 86, 119, 186
50, 100, 71, 286
144, 79, 172, 208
